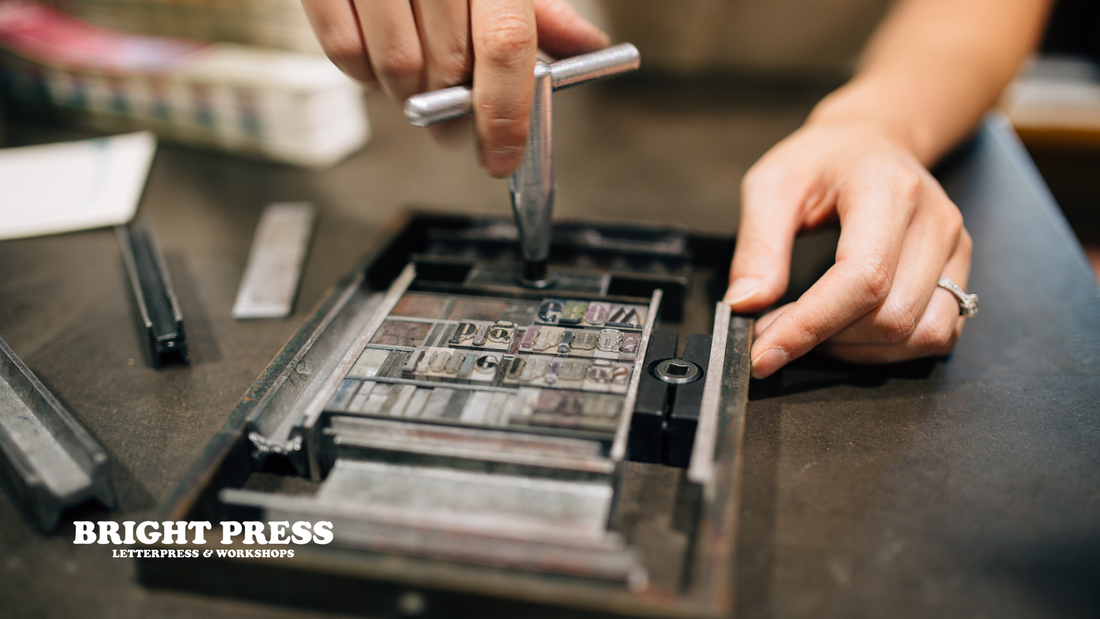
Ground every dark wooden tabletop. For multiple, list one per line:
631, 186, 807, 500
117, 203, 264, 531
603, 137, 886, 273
1, 82, 1098, 619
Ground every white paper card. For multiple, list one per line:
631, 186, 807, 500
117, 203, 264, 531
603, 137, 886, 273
0, 131, 156, 240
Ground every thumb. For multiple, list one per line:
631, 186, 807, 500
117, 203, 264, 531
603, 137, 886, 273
725, 167, 809, 312
533, 0, 610, 59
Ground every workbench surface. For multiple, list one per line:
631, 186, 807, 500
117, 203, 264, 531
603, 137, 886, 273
2, 82, 1099, 619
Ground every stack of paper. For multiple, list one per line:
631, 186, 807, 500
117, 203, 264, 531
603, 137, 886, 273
0, 2, 369, 167
0, 131, 155, 240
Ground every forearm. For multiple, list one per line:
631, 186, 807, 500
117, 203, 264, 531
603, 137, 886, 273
808, 0, 1053, 166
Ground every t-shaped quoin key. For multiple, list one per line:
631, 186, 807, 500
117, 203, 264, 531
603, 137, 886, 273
405, 43, 641, 287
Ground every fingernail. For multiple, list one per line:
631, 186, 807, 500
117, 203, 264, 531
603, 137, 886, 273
751, 347, 789, 379
724, 277, 762, 307
481, 147, 522, 177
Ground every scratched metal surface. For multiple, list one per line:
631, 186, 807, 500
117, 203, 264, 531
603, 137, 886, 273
2, 78, 1099, 619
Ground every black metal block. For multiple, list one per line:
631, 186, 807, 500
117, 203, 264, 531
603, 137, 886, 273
665, 333, 712, 468
629, 330, 678, 463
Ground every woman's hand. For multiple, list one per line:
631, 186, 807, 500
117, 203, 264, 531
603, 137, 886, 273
299, 0, 608, 177
725, 120, 972, 378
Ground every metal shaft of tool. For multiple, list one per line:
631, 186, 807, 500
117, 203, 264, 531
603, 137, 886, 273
404, 44, 640, 127
404, 44, 640, 287
512, 61, 554, 285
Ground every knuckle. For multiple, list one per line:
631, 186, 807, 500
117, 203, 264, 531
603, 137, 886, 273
892, 166, 923, 204
785, 307, 831, 351
429, 48, 473, 88
321, 34, 369, 77
476, 15, 536, 68
876, 304, 920, 344
374, 42, 423, 85
854, 256, 893, 306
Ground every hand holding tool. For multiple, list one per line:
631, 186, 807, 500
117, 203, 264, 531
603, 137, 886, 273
404, 43, 641, 287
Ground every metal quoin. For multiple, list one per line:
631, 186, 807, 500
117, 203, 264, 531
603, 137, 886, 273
404, 44, 642, 287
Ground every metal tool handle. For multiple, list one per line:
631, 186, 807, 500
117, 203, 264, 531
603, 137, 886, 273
404, 43, 640, 127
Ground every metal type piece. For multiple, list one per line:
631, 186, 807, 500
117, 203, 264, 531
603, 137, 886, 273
586, 303, 608, 326
606, 307, 641, 328
116, 218, 189, 368
0, 336, 114, 533
621, 333, 640, 354
560, 300, 587, 324
652, 359, 701, 385
449, 322, 477, 346
538, 299, 564, 324
573, 330, 598, 351
558, 330, 575, 354
597, 328, 623, 352
404, 45, 640, 287
487, 321, 515, 343
232, 202, 316, 319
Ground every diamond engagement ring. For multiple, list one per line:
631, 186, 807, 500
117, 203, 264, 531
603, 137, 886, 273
937, 278, 979, 318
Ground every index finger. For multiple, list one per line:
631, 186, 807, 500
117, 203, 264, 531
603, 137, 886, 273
470, 0, 538, 177
749, 173, 917, 378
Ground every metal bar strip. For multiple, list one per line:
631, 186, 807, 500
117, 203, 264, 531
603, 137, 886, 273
300, 264, 417, 429
609, 289, 662, 461
688, 315, 752, 608
329, 415, 604, 455
116, 219, 188, 368
233, 202, 316, 319
688, 303, 731, 484
381, 317, 459, 325
331, 376, 518, 396
0, 336, 115, 532
329, 430, 615, 477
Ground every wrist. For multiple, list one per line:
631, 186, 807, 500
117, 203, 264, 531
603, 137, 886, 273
805, 74, 938, 164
